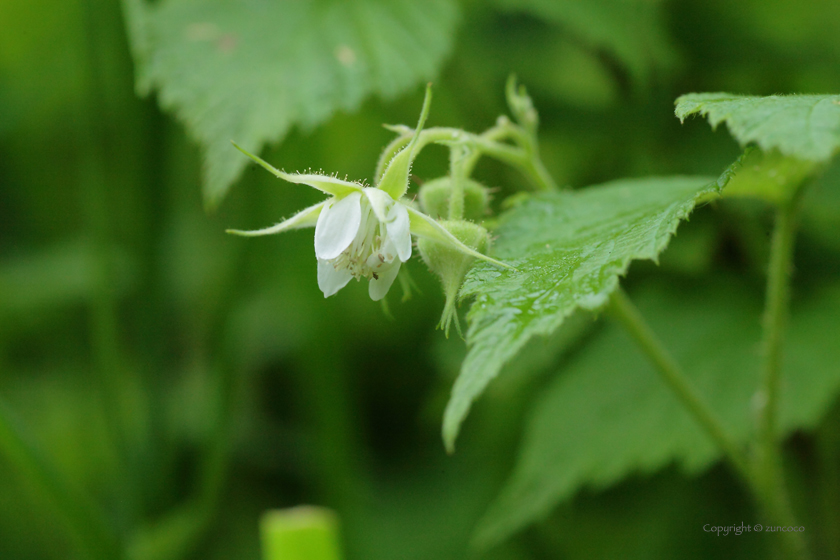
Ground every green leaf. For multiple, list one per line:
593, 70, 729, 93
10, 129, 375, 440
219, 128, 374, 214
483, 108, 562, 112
675, 93, 840, 163
717, 148, 821, 205
443, 176, 718, 452
537, 469, 766, 560
122, 0, 459, 207
473, 278, 840, 549
492, 0, 674, 83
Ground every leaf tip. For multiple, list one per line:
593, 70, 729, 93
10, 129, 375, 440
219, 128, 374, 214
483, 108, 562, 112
442, 415, 459, 455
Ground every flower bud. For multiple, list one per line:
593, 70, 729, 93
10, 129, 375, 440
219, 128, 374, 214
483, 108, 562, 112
418, 220, 490, 337
418, 177, 490, 222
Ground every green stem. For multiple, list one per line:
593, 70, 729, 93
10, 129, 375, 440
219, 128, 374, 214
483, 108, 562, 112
0, 399, 120, 560
607, 289, 752, 480
376, 126, 557, 192
448, 145, 467, 220
758, 196, 801, 464
461, 120, 521, 175
754, 194, 810, 560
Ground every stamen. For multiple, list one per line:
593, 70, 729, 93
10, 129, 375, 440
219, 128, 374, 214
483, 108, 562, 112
325, 195, 399, 281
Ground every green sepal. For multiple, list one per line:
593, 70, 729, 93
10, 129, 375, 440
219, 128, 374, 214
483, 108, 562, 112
376, 85, 432, 199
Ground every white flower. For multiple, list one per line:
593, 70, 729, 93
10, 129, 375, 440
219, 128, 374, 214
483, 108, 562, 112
227, 87, 509, 300
314, 188, 411, 300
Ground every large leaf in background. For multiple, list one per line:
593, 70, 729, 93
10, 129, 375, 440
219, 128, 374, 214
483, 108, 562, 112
474, 279, 840, 549
492, 0, 674, 84
442, 176, 718, 451
121, 0, 458, 207
675, 94, 840, 163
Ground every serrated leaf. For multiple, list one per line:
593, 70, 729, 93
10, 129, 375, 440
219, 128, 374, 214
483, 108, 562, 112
675, 93, 840, 163
442, 176, 718, 451
473, 279, 840, 549
121, 0, 458, 207
492, 0, 674, 83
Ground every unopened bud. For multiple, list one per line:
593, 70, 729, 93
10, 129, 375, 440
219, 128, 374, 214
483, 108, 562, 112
417, 220, 489, 337
418, 177, 490, 221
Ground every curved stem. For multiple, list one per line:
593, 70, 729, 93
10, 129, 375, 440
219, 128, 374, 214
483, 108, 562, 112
608, 289, 752, 480
377, 126, 557, 192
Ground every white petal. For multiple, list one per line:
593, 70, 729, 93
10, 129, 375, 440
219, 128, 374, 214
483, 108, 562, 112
368, 261, 401, 301
314, 192, 362, 260
317, 259, 353, 298
226, 201, 326, 237
362, 187, 394, 224
385, 202, 412, 261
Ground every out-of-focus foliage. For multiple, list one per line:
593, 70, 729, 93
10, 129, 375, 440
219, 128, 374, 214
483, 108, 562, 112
122, 0, 459, 205
2, 0, 840, 559
444, 176, 717, 449
475, 277, 840, 548
493, 0, 675, 83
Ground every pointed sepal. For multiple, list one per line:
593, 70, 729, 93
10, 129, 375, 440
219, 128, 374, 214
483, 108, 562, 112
376, 84, 433, 199
232, 141, 363, 197
226, 201, 326, 237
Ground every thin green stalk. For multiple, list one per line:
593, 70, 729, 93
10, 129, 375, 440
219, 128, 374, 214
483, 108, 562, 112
758, 196, 801, 465
461, 119, 522, 175
0, 400, 120, 560
754, 193, 810, 560
607, 289, 752, 480
448, 145, 467, 220
376, 125, 556, 192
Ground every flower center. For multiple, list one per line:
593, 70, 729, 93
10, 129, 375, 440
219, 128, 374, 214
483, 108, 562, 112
329, 200, 397, 280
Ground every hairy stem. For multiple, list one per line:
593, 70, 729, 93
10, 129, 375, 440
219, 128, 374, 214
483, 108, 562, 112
448, 145, 467, 220
376, 125, 557, 192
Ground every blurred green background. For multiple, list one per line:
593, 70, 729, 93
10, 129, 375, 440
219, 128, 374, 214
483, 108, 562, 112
2, 0, 840, 559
